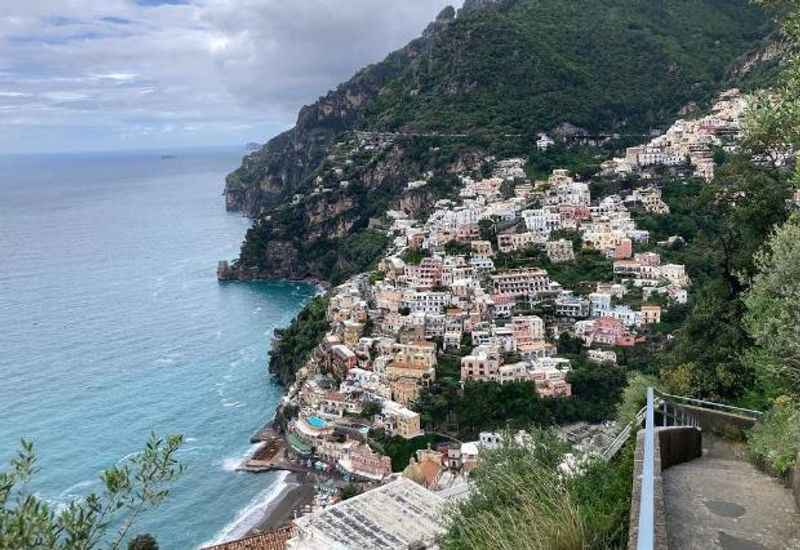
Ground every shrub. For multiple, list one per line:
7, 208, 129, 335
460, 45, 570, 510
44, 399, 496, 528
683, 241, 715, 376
442, 429, 633, 550
128, 534, 159, 550
747, 396, 800, 476
616, 373, 659, 427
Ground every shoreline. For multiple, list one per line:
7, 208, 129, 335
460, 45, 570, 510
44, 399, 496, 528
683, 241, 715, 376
246, 472, 315, 535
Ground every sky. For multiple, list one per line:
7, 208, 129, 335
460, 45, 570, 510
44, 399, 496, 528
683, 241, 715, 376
0, 0, 461, 154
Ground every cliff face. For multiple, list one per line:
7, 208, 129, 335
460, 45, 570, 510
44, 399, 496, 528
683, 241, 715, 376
225, 132, 482, 283
223, 0, 774, 284
224, 6, 459, 217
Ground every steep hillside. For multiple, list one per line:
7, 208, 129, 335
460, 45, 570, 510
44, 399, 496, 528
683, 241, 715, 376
222, 0, 775, 284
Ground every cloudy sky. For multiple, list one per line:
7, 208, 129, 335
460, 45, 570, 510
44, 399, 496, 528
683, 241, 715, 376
0, 0, 459, 154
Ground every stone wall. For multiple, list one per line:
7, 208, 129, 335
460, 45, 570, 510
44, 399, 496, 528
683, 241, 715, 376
628, 426, 702, 550
664, 403, 757, 440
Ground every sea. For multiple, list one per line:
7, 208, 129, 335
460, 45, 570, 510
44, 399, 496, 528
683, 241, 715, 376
0, 148, 316, 548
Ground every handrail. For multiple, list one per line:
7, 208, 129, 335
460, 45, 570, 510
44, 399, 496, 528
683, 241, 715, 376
653, 390, 763, 418
637, 387, 656, 550
602, 403, 647, 461
602, 390, 763, 461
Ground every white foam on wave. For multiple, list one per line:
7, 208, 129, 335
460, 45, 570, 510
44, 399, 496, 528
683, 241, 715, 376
220, 443, 260, 472
58, 479, 100, 500
116, 450, 142, 466
200, 470, 292, 548
222, 400, 242, 408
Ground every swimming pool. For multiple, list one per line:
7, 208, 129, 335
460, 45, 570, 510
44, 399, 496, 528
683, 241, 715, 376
306, 416, 328, 429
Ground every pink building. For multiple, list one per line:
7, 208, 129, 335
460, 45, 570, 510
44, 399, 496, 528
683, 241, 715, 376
404, 257, 443, 289
613, 239, 633, 260
587, 317, 636, 347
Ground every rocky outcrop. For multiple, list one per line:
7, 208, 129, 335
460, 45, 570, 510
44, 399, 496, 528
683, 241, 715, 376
728, 36, 786, 82
223, 10, 460, 217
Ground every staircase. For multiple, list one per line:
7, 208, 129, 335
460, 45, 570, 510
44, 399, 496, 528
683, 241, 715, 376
622, 389, 800, 550
663, 434, 800, 550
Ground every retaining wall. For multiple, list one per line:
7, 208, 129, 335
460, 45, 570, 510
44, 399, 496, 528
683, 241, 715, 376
627, 426, 702, 550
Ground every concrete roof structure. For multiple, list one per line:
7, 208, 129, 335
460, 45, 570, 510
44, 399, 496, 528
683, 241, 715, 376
287, 477, 446, 549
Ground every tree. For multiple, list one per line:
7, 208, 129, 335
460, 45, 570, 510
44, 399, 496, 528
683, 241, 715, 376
658, 157, 791, 401
0, 434, 184, 550
744, 213, 800, 397
478, 218, 497, 243
747, 1, 800, 161
360, 400, 383, 419
339, 484, 362, 501
128, 534, 158, 550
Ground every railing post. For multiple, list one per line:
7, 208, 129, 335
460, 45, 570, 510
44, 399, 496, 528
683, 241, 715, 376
638, 387, 656, 550
662, 400, 668, 427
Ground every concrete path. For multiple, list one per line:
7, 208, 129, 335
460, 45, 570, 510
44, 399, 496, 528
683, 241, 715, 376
663, 435, 800, 550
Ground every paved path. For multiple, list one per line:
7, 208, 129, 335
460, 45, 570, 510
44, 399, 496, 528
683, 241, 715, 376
663, 435, 800, 550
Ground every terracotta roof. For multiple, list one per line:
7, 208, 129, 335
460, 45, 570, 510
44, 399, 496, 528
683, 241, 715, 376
201, 525, 294, 550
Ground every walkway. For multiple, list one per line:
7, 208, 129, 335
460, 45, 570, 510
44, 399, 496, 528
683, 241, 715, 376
663, 434, 800, 550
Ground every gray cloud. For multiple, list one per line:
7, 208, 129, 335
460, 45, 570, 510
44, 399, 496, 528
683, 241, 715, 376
0, 0, 459, 153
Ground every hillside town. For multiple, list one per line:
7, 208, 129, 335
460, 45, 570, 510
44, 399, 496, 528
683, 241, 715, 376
210, 90, 764, 550
601, 89, 748, 181
206, 74, 800, 550
223, 165, 683, 545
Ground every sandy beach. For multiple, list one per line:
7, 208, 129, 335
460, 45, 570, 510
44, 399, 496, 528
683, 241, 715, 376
248, 473, 316, 534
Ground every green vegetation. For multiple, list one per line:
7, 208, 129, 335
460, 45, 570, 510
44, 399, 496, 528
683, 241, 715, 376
654, 157, 792, 402
368, 431, 445, 472
744, 213, 800, 398
742, 214, 800, 474
1, 435, 183, 550
339, 484, 363, 501
444, 240, 472, 257
526, 146, 606, 180
747, 396, 800, 476
269, 296, 330, 386
401, 247, 430, 265
616, 373, 660, 427
495, 247, 613, 291
415, 360, 626, 440
128, 535, 158, 550
442, 429, 633, 550
366, 0, 772, 135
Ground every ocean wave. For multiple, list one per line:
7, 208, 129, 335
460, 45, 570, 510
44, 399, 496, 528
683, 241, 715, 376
116, 450, 143, 465
200, 471, 292, 548
176, 445, 214, 456
58, 479, 100, 500
222, 400, 242, 408
220, 443, 260, 472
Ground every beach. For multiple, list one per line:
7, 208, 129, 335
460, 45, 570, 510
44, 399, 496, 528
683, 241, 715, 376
248, 473, 316, 534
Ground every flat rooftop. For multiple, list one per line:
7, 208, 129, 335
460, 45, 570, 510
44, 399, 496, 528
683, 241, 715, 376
288, 477, 446, 550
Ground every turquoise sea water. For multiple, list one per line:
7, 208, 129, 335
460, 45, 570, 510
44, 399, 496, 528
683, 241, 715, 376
0, 149, 315, 548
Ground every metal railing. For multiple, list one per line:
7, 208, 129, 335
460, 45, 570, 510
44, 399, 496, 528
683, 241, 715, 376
610, 388, 765, 550
637, 387, 657, 550
602, 390, 763, 461
602, 402, 647, 461
653, 390, 763, 419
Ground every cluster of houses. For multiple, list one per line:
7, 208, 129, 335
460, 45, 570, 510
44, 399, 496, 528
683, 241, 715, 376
277, 150, 692, 490
600, 89, 747, 181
